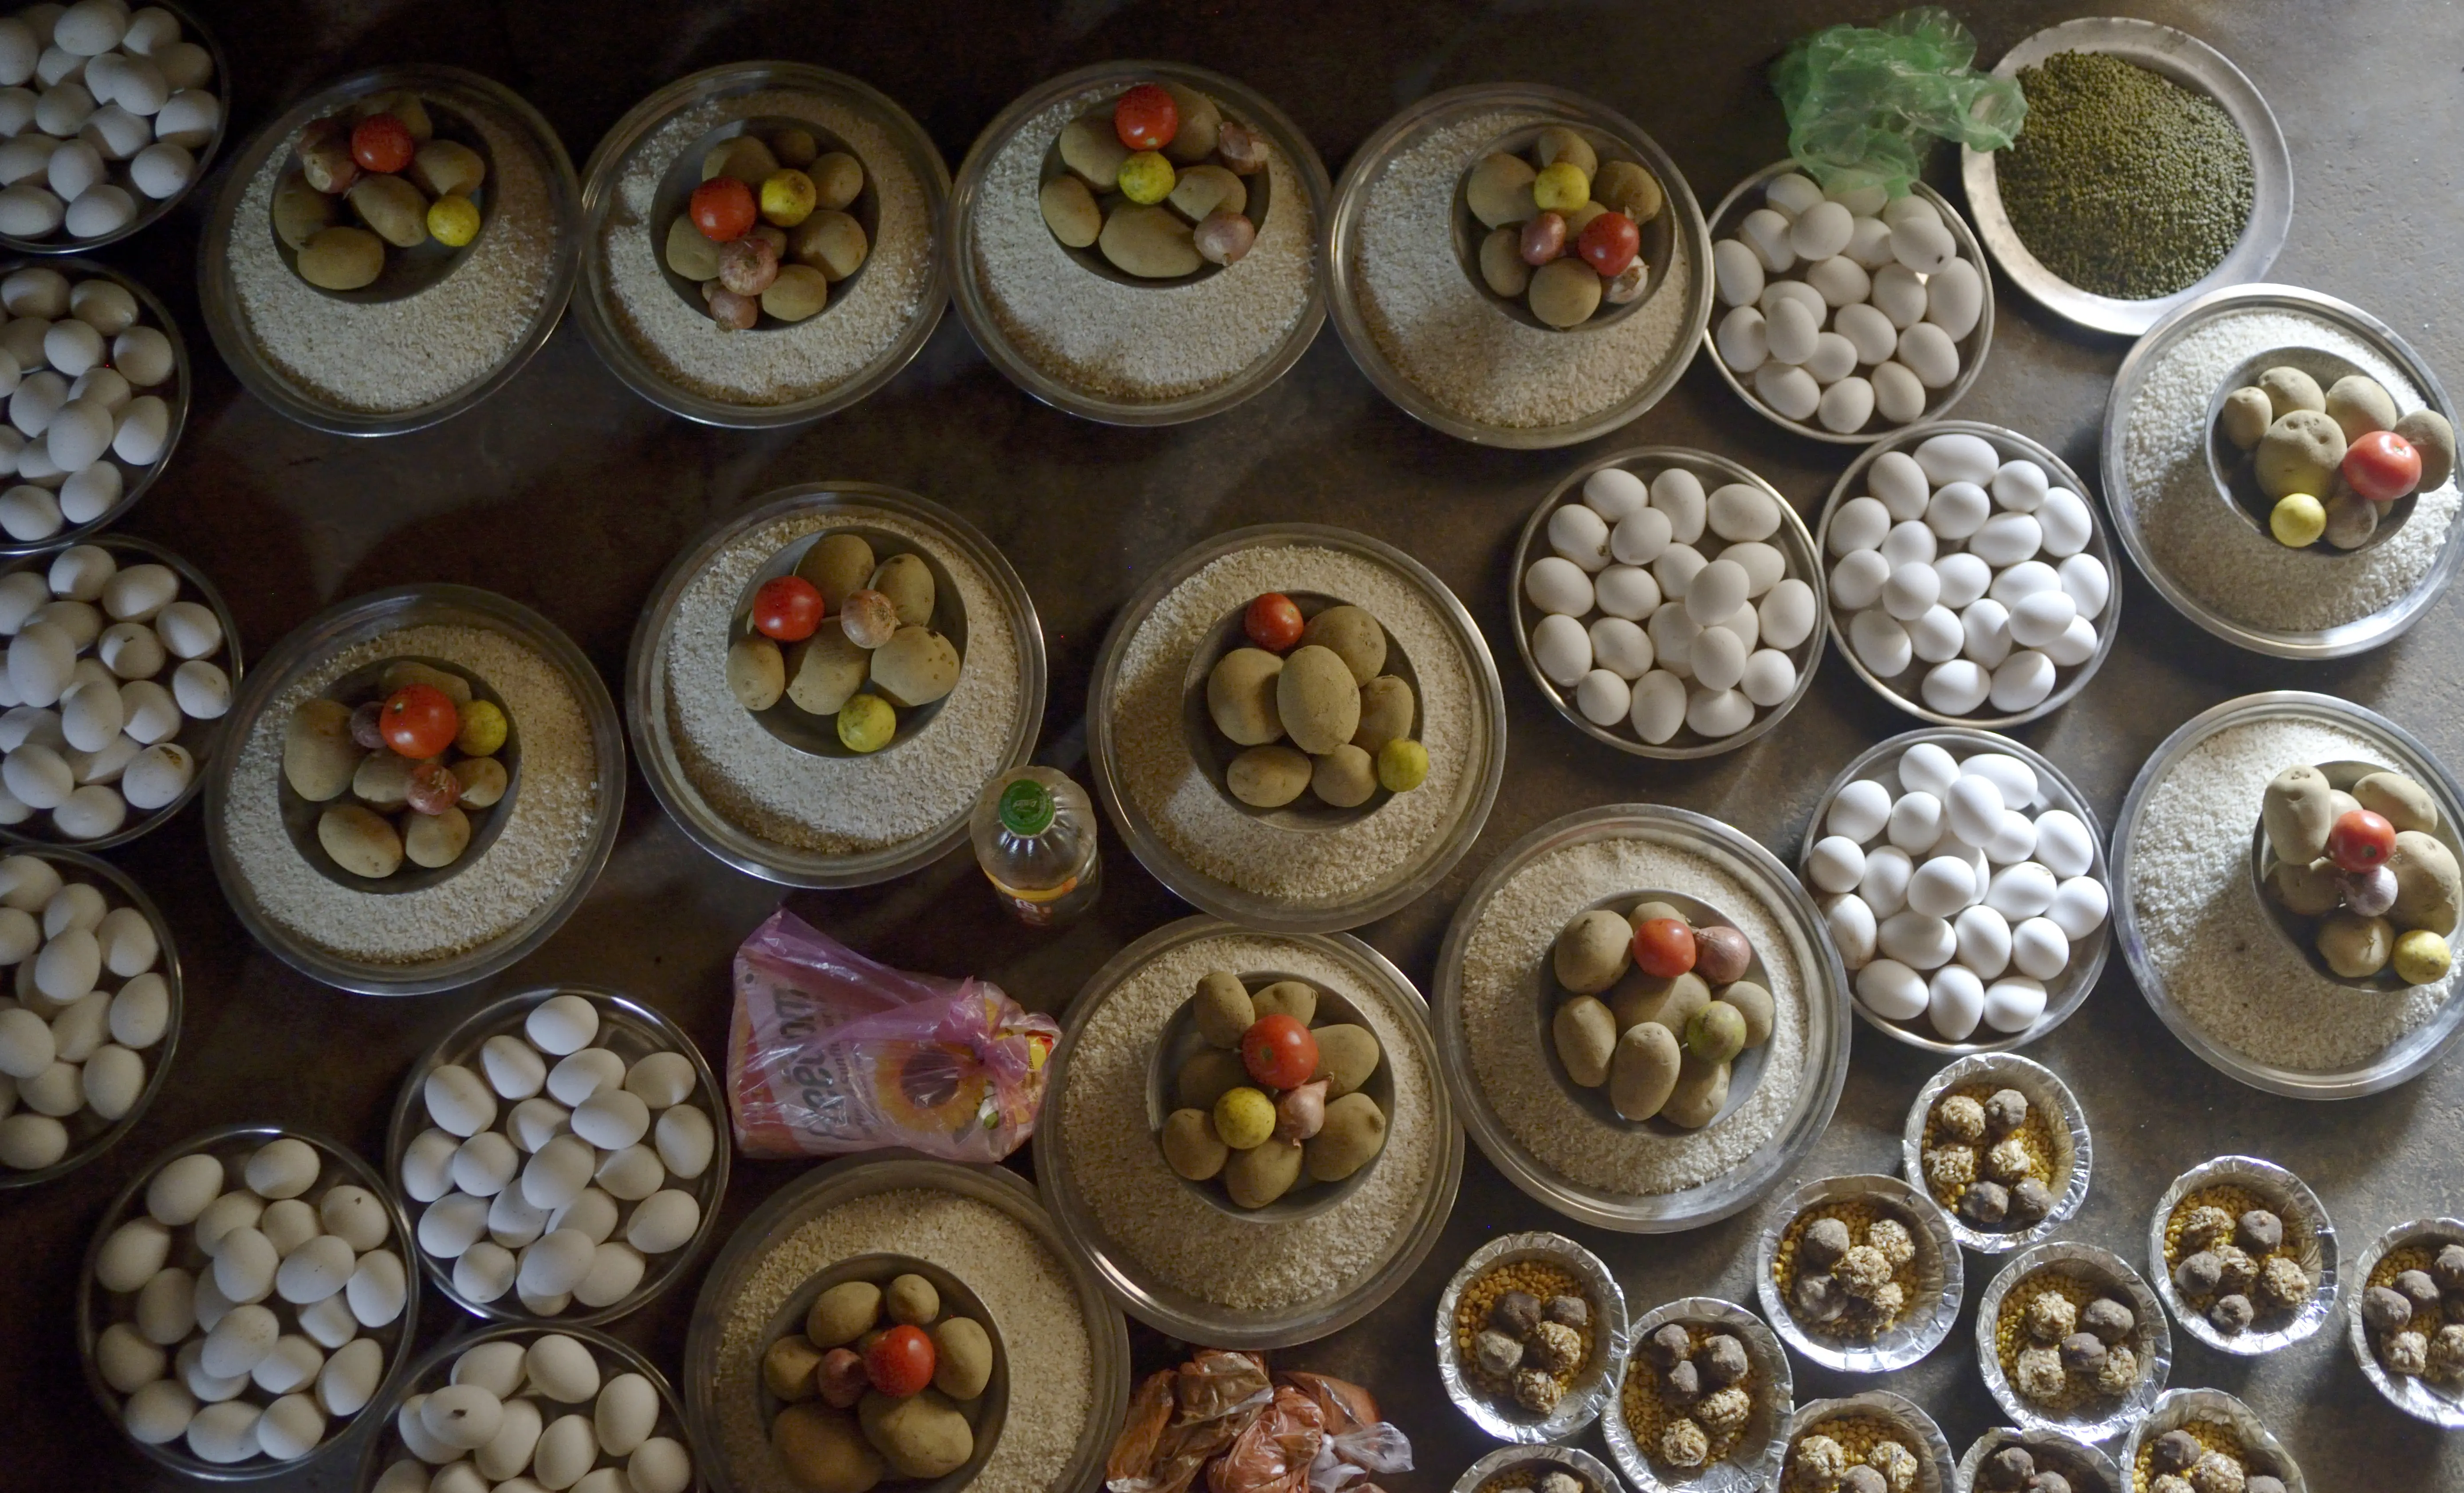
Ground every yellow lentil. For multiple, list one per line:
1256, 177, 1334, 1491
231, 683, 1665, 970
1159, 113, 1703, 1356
1456, 1259, 1595, 1401
2132, 1418, 2247, 1492
2163, 1185, 2310, 1323
1619, 1323, 1758, 1466
1923, 1084, 2061, 1214
1774, 1200, 1921, 1341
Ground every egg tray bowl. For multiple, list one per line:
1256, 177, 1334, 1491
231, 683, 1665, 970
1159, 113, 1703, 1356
650, 114, 879, 326
357, 1320, 699, 1493
383, 985, 731, 1329
1600, 1295, 1792, 1493
1899, 1052, 2092, 1255
0, 842, 181, 1187
78, 1122, 420, 1483
1509, 445, 1825, 761
2147, 1154, 2337, 1358
1433, 1229, 1630, 1444
2243, 755, 2464, 992
1799, 727, 2111, 1056
1034, 80, 1272, 292
2117, 1387, 2307, 1493
1778, 1391, 1956, 1493
1973, 1240, 2171, 1444
1702, 162, 1992, 446
1752, 1172, 1964, 1375
1954, 1426, 2121, 1493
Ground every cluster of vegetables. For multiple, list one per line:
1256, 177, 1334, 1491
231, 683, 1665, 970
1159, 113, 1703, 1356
283, 664, 509, 880
672, 126, 870, 329
90, 1135, 407, 1465
1159, 970, 1389, 1210
765, 1270, 994, 1492
2165, 1194, 2312, 1338
1547, 900, 1772, 1128
0, 855, 165, 1169
0, 0, 220, 241
276, 93, 487, 291
1039, 81, 1267, 279
1464, 126, 1663, 329
0, 265, 180, 544
373, 1332, 692, 1493
1202, 593, 1427, 810
2215, 363, 2457, 551
725, 534, 961, 755
2257, 763, 2456, 985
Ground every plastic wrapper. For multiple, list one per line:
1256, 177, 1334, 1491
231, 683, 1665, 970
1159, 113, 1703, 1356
1209, 1385, 1325, 1493
726, 908, 1059, 1162
1770, 6, 2026, 197
1108, 1356, 1410, 1493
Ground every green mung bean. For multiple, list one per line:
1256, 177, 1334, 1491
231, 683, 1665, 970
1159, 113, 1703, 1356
1998, 51, 2255, 300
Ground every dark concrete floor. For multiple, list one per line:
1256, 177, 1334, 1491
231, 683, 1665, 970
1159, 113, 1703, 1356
11, 0, 2464, 1487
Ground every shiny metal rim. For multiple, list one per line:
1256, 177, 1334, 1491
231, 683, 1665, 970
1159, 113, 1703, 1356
2146, 1154, 2338, 1355
1508, 446, 1828, 760
197, 65, 580, 437
1451, 1443, 1627, 1493
1954, 1426, 2121, 1493
1600, 1296, 1792, 1493
1899, 1052, 2094, 1253
1324, 83, 1713, 449
1960, 17, 2292, 337
1433, 804, 1851, 1233
626, 482, 1045, 888
1433, 1230, 1630, 1443
1780, 1391, 1956, 1493
946, 60, 1329, 427
1816, 421, 2120, 728
1972, 1240, 2171, 1442
2346, 1216, 2464, 1428
2099, 283, 2464, 658
2118, 1387, 2307, 1493
1799, 726, 2112, 1054
1699, 163, 1992, 445
1753, 1173, 1964, 1373
2110, 690, 2464, 1096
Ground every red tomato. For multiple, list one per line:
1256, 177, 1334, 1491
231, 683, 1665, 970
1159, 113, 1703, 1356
2343, 429, 2423, 503
1244, 593, 1304, 652
690, 177, 756, 242
350, 114, 414, 174
380, 684, 459, 759
1578, 211, 1641, 278
1240, 1013, 1319, 1091
1632, 917, 1697, 979
752, 575, 824, 641
864, 1324, 935, 1398
1114, 83, 1179, 151
2328, 809, 2397, 873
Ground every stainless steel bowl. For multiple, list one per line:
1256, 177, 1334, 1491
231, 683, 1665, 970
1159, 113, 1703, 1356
1779, 1392, 1955, 1493
1435, 805, 1851, 1233
1601, 1296, 1791, 1493
2110, 690, 2464, 1098
0, 0, 230, 256
948, 60, 1328, 426
79, 1123, 419, 1481
2147, 1154, 2338, 1356
1087, 523, 1503, 934
1508, 446, 1826, 760
1800, 727, 2111, 1054
0, 535, 240, 849
2203, 346, 2413, 554
1452, 1443, 1626, 1493
199, 65, 579, 438
385, 985, 730, 1328
2346, 1215, 2464, 1429
627, 482, 1045, 889
1035, 915, 1462, 1348
2244, 756, 2464, 992
2118, 1387, 2306, 1493
1900, 1053, 2092, 1254
1433, 1230, 1628, 1443
1960, 18, 2291, 338
1817, 422, 2119, 728
0, 259, 193, 555
358, 1320, 699, 1493
1754, 1173, 1963, 1374
1955, 1427, 2121, 1493
2101, 283, 2464, 659
202, 584, 625, 996
1701, 164, 1991, 444
685, 1153, 1127, 1493
1973, 1241, 2170, 1443
1326, 83, 1712, 448
0, 845, 180, 1188
578, 62, 947, 429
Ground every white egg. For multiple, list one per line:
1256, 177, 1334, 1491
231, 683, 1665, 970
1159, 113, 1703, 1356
2048, 875, 2109, 940
1610, 504, 1673, 567
1738, 207, 1795, 272
1764, 172, 1823, 216
1715, 304, 1767, 373
550, 1187, 619, 1246
1823, 892, 1877, 970
522, 1133, 597, 1212
33, 80, 93, 138
127, 138, 188, 196
2010, 916, 2070, 980
594, 1372, 658, 1458
1939, 775, 2001, 849
118, 743, 188, 809
1522, 554, 1592, 617
199, 1300, 277, 1379
156, 43, 212, 94
1802, 254, 1871, 310
165, 658, 225, 719
1982, 977, 2047, 1033
1988, 560, 2061, 606
111, 325, 170, 386
1927, 963, 1985, 1040
85, 101, 153, 159
98, 1317, 165, 1392
1879, 560, 1939, 623
1547, 501, 1612, 571
1753, 361, 1819, 421
1818, 376, 1875, 433
591, 1142, 662, 1203
257, 1197, 319, 1256
471, 1035, 545, 1104
1920, 659, 1990, 716
630, 1438, 694, 1493
184, 1398, 262, 1464
1828, 495, 1890, 556
1953, 904, 2012, 978
1960, 598, 2011, 668
1856, 958, 1928, 1020
0, 480, 59, 542
41, 393, 104, 469
1826, 777, 1892, 843
1591, 563, 1659, 622
1924, 481, 1990, 543
98, 567, 169, 626
111, 391, 165, 463
30, 926, 96, 1006
1889, 214, 1956, 274
318, 1336, 383, 1415
1762, 295, 1818, 367
1529, 611, 1590, 687
2038, 487, 2092, 558
1991, 459, 2049, 513
476, 1396, 545, 1479
417, 1190, 488, 1258
394, 1394, 459, 1463
1884, 790, 1940, 853
424, 1063, 495, 1138
1740, 648, 1797, 707
1789, 200, 1854, 261
1848, 607, 1911, 677
315, 1183, 389, 1251
1870, 262, 1928, 330
61, 179, 127, 237
1968, 512, 2041, 569
1882, 194, 1940, 230
120, 9, 181, 59
2007, 590, 2076, 651
53, 0, 124, 55
1587, 616, 1652, 679
1758, 277, 1827, 326
1581, 465, 1650, 523
95, 1211, 168, 1290
508, 1096, 570, 1153
1907, 854, 1977, 919
145, 1151, 220, 1225
2057, 552, 2110, 620
251, 1334, 324, 1396
524, 994, 598, 1056
1831, 302, 1897, 367
1847, 848, 1908, 923
42, 134, 98, 200
2023, 813, 2092, 886
1756, 578, 1814, 650
1872, 359, 1927, 424
0, 1107, 65, 1165
1986, 861, 2059, 921
79, 1040, 136, 1115
450, 1129, 519, 1197
1682, 558, 1748, 629
1807, 834, 1867, 895
1651, 543, 1707, 604
1829, 550, 1888, 614
1896, 322, 1960, 389
423, 1382, 507, 1451
639, 1107, 709, 1187
1878, 910, 1956, 969
1925, 256, 1984, 339
1989, 650, 2056, 713
487, 1183, 548, 1249
573, 1240, 647, 1308
1803, 331, 1858, 387
151, 84, 214, 148
125, 1375, 196, 1444
1985, 809, 2038, 865
1571, 667, 1630, 726
109, 970, 168, 1047
527, 1333, 602, 1404
1685, 686, 1755, 738
135, 1261, 196, 1341
571, 1085, 652, 1150
58, 674, 117, 750
1712, 238, 1764, 307
191, 1188, 262, 1257
1881, 519, 1937, 569
1688, 626, 1746, 694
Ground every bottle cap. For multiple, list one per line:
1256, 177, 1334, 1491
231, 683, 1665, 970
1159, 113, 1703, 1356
998, 778, 1055, 836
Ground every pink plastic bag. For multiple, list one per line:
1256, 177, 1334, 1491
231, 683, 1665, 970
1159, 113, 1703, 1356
727, 908, 1059, 1163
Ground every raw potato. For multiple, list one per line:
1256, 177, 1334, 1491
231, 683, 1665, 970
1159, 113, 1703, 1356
1466, 153, 1538, 228
348, 174, 428, 248
297, 227, 385, 291
2255, 410, 2346, 500
283, 699, 357, 800
1059, 116, 1130, 190
932, 1317, 993, 1400
1305, 1092, 1386, 1181
868, 555, 935, 627
1592, 159, 1663, 222
1206, 648, 1284, 745
2268, 857, 2342, 917
382, 663, 473, 703
1300, 606, 1386, 684
807, 1281, 882, 1348
772, 1403, 884, 1493
1160, 82, 1221, 164
1275, 646, 1361, 754
763, 264, 829, 322
1723, 980, 1775, 1047
1249, 980, 1316, 1024
1533, 126, 1597, 176
1099, 204, 1201, 279
1553, 996, 1617, 1086
666, 216, 723, 280
809, 153, 864, 212
404, 805, 470, 868
2257, 366, 2325, 420
1191, 970, 1255, 1047
764, 1335, 826, 1401
1352, 676, 1414, 751
455, 756, 508, 809
1612, 971, 1708, 1044
272, 174, 332, 250
1161, 1108, 1227, 1180
2326, 375, 2399, 442
791, 211, 869, 282
1479, 227, 1531, 297
2262, 764, 2336, 863
2220, 387, 2272, 450
2318, 911, 2394, 978
1529, 258, 1602, 329
1308, 1024, 1381, 1097
704, 136, 779, 186
2389, 830, 2461, 935
1222, 1136, 1303, 1208
1609, 1020, 1681, 1120
409, 140, 485, 198
1176, 1049, 1245, 1113
861, 1389, 974, 1478
2394, 410, 2456, 491
884, 1273, 937, 1325
1554, 908, 1633, 994
1660, 1051, 1730, 1128
798, 535, 878, 610
869, 628, 959, 707
1227, 745, 1310, 808
785, 625, 870, 716
354, 749, 414, 808
727, 636, 785, 710
1311, 743, 1376, 807
317, 805, 401, 878
1039, 176, 1101, 248
1167, 164, 1244, 224
2355, 772, 2440, 834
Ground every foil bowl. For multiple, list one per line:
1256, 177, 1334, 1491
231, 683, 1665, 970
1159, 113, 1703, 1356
2118, 1387, 2306, 1493
1754, 1173, 1962, 1373
1451, 1443, 1626, 1493
1973, 1240, 2171, 1443
1900, 1052, 2092, 1254
1955, 1426, 2121, 1493
1600, 1296, 1790, 1493
2345, 1214, 2464, 1429
2147, 1154, 2338, 1355
1433, 1230, 1628, 1443
1779, 1391, 1955, 1493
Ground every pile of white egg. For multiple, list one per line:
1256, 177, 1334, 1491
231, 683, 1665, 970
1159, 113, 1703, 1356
0, 852, 165, 1168
0, 265, 179, 542
0, 542, 228, 838
1828, 432, 2110, 719
1524, 464, 1818, 746
91, 1134, 408, 1465
402, 993, 716, 1317
1805, 741, 2108, 1041
372, 1332, 693, 1493
1712, 171, 1983, 435
0, 0, 219, 240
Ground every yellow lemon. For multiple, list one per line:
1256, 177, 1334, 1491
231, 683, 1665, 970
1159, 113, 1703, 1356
425, 193, 480, 248
1532, 160, 1591, 213
1116, 150, 1176, 206
1212, 1086, 1276, 1150
1376, 739, 1429, 793
2269, 492, 2326, 548
2395, 929, 2451, 985
454, 699, 508, 757
838, 694, 896, 753
759, 168, 818, 228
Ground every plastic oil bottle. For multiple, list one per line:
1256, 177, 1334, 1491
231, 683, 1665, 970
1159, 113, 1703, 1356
971, 767, 1101, 927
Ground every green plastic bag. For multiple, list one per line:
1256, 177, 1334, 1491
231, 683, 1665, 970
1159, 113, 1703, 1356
1770, 7, 2026, 197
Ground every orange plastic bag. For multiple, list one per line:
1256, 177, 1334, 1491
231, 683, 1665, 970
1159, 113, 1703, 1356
1208, 1386, 1323, 1493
